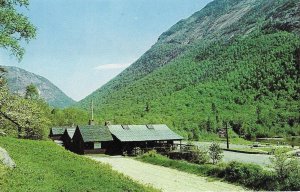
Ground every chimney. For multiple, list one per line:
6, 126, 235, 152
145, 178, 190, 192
89, 100, 95, 125
89, 119, 95, 126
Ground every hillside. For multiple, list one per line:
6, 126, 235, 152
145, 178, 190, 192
78, 0, 300, 139
1, 66, 75, 108
0, 137, 156, 192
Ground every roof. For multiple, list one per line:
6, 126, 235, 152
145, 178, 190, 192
108, 124, 183, 142
77, 125, 113, 142
65, 128, 76, 139
51, 127, 66, 135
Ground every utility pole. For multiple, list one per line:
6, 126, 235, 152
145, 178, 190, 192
91, 99, 94, 121
89, 99, 95, 125
226, 122, 229, 149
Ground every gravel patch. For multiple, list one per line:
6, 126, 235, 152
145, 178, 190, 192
89, 156, 245, 192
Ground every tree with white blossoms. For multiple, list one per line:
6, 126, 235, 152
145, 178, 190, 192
0, 1, 51, 139
0, 85, 50, 139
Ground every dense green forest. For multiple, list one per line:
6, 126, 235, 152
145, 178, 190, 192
78, 0, 300, 139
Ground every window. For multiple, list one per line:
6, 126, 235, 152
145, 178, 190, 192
94, 142, 102, 149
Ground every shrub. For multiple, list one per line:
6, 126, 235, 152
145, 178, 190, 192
223, 161, 276, 189
270, 148, 300, 191
188, 147, 209, 164
209, 142, 223, 164
143, 150, 158, 158
270, 148, 297, 180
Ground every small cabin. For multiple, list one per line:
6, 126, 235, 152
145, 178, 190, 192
49, 127, 66, 140
107, 124, 183, 155
72, 125, 113, 155
61, 128, 76, 151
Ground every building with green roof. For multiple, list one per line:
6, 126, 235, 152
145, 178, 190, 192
72, 125, 113, 154
51, 124, 183, 155
108, 124, 183, 155
61, 128, 76, 151
49, 127, 69, 140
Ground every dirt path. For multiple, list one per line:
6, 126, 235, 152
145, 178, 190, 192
89, 156, 245, 192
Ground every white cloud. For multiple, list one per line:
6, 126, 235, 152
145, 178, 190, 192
94, 63, 131, 70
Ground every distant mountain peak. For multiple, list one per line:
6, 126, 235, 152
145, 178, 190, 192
1, 65, 75, 108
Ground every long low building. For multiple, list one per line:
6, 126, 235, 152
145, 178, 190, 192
108, 124, 183, 154
53, 124, 183, 155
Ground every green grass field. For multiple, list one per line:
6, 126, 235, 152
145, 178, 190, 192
0, 137, 157, 192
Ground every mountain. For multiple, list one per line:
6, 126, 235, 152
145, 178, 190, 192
78, 0, 300, 139
1, 66, 75, 108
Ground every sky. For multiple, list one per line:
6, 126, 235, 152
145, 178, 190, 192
0, 0, 212, 101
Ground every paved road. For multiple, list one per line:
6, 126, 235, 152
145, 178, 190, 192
89, 156, 245, 192
186, 141, 271, 166
222, 150, 270, 166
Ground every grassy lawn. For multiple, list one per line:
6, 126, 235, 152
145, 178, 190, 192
229, 148, 269, 154
225, 138, 253, 145
0, 137, 158, 192
229, 146, 294, 154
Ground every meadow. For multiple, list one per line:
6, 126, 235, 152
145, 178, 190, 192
0, 137, 157, 192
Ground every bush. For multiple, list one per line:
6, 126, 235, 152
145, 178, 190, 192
223, 161, 278, 190
282, 167, 300, 191
142, 150, 159, 158
188, 147, 209, 164
270, 148, 300, 190
209, 142, 223, 164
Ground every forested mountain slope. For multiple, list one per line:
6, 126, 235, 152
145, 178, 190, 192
1, 66, 75, 108
78, 0, 300, 139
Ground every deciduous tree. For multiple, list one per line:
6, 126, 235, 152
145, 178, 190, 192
0, 0, 36, 61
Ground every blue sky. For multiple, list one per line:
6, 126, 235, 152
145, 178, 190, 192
0, 0, 212, 101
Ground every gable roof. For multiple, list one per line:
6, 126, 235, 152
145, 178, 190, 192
50, 127, 66, 135
108, 124, 183, 142
77, 125, 113, 142
63, 128, 76, 139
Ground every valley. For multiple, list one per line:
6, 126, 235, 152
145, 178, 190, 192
1, 0, 300, 191
77, 0, 300, 140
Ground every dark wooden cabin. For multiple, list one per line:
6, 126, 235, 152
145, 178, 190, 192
61, 128, 76, 151
72, 125, 113, 155
107, 124, 183, 155
49, 127, 66, 140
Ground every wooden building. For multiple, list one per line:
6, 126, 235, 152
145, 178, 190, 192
49, 127, 66, 140
71, 125, 113, 155
107, 124, 183, 155
61, 128, 76, 151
